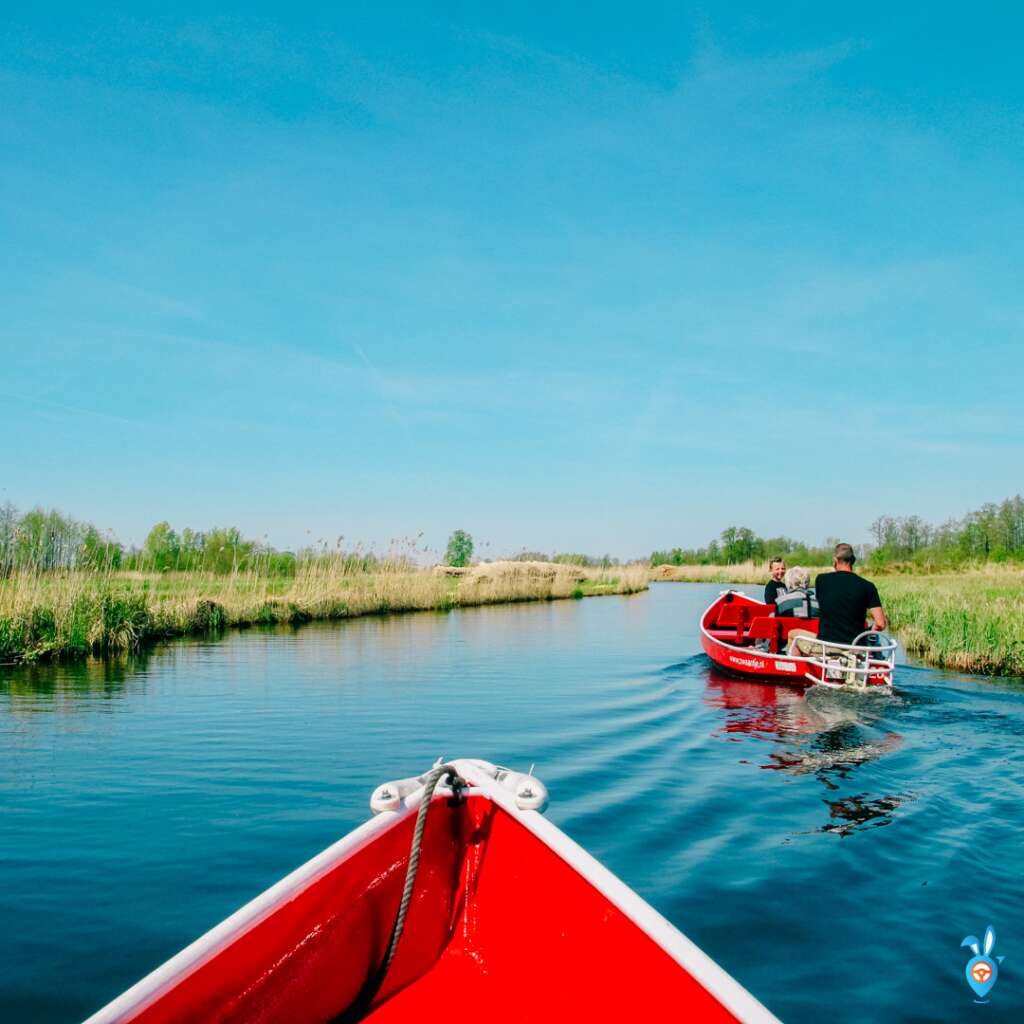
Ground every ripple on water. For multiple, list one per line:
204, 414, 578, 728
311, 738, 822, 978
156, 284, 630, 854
2, 584, 1024, 1023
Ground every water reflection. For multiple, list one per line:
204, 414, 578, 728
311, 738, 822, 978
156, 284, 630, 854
819, 793, 907, 836
0, 652, 152, 710
703, 673, 811, 738
703, 667, 910, 835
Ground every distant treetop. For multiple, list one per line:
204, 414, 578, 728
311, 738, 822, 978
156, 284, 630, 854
445, 529, 474, 568
649, 494, 1024, 570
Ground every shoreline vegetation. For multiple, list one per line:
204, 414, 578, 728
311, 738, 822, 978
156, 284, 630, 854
1, 499, 1021, 676
651, 562, 1024, 678
4, 559, 1020, 677
649, 494, 1024, 573
0, 561, 648, 665
650, 563, 831, 584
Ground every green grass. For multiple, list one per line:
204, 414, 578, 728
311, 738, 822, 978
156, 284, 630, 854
0, 562, 649, 664
878, 570, 1024, 676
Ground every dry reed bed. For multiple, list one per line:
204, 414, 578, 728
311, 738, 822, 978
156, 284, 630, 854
650, 562, 831, 584
0, 561, 648, 663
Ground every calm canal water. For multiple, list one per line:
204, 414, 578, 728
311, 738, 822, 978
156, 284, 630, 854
2, 583, 1023, 1023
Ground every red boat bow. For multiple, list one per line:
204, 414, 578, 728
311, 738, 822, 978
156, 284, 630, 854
85, 760, 780, 1024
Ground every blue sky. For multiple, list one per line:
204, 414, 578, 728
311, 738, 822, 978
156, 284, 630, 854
2, 3, 1022, 559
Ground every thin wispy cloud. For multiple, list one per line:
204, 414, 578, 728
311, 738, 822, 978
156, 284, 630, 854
2, 7, 1022, 552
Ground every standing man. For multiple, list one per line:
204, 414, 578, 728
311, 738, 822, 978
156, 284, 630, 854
764, 557, 787, 605
815, 543, 887, 645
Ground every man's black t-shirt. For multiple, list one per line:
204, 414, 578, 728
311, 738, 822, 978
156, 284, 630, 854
764, 579, 786, 605
814, 571, 883, 644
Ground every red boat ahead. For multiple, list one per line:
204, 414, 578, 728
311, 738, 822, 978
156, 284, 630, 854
85, 759, 781, 1024
700, 590, 896, 689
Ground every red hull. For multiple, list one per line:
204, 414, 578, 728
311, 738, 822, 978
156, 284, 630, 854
700, 591, 892, 688
701, 591, 817, 684
86, 762, 779, 1024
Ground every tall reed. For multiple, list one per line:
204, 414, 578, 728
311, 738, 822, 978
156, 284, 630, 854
878, 569, 1024, 676
0, 561, 648, 664
650, 562, 831, 584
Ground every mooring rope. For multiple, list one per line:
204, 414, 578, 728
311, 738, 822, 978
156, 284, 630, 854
334, 762, 468, 1022
377, 763, 465, 978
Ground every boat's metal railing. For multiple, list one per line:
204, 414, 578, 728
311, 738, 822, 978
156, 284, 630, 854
789, 630, 898, 688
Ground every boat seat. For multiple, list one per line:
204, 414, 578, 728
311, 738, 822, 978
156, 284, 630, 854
713, 603, 766, 641
705, 628, 746, 642
714, 604, 759, 627
708, 616, 820, 652
747, 616, 820, 653
745, 616, 786, 652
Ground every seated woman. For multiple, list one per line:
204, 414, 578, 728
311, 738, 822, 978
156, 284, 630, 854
776, 567, 822, 657
751, 567, 819, 651
775, 566, 819, 626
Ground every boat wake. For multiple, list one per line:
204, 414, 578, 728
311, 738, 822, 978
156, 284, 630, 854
661, 654, 708, 674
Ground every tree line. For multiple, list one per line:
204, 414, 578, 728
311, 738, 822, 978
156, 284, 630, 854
0, 505, 377, 577
650, 493, 1024, 569
869, 494, 1024, 566
3, 491, 1021, 577
0, 506, 482, 577
0, 504, 124, 575
650, 527, 835, 567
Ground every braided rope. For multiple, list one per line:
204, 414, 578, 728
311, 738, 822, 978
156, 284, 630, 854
378, 763, 464, 977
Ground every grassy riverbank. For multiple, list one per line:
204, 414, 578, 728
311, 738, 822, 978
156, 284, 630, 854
878, 570, 1024, 676
0, 561, 648, 664
652, 562, 1024, 676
